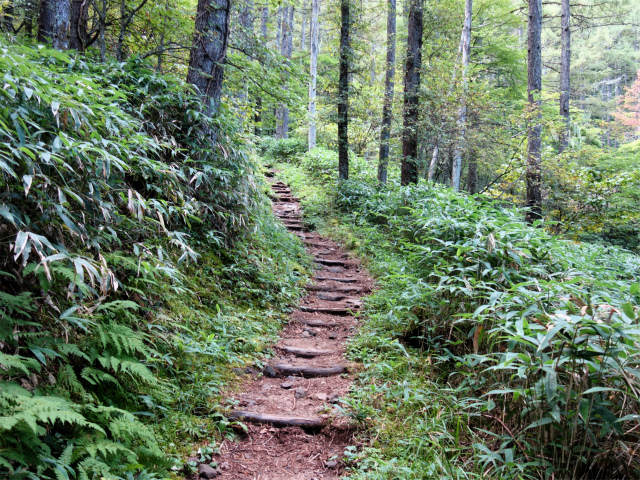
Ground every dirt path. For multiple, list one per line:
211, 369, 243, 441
207, 174, 372, 480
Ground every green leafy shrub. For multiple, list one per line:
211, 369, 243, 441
274, 163, 640, 478
0, 41, 310, 478
259, 137, 307, 161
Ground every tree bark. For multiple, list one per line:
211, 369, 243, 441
38, 0, 71, 50
1, 0, 13, 32
400, 0, 423, 185
451, 0, 472, 190
558, 0, 570, 153
99, 0, 107, 61
275, 5, 294, 139
254, 5, 268, 136
467, 148, 477, 193
187, 0, 231, 121
308, 0, 320, 150
526, 0, 543, 223
338, 0, 351, 180
69, 0, 88, 50
377, 0, 396, 184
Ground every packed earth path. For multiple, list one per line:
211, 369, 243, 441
201, 172, 373, 480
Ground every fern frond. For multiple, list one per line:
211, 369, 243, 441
0, 352, 40, 375
80, 367, 120, 387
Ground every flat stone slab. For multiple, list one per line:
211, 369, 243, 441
229, 411, 324, 428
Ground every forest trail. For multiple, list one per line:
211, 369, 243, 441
209, 172, 372, 479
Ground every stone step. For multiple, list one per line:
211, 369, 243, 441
316, 292, 346, 301
297, 318, 343, 328
314, 276, 358, 283
270, 363, 346, 377
314, 258, 347, 266
299, 305, 355, 315
280, 346, 332, 358
229, 411, 324, 429
307, 284, 364, 293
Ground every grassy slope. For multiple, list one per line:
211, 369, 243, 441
273, 159, 640, 480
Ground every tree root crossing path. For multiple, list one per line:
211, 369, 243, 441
211, 173, 373, 479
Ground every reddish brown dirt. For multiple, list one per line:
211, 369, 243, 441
208, 175, 372, 480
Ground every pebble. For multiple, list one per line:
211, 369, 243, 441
286, 375, 302, 381
243, 366, 258, 375
220, 462, 230, 470
198, 464, 218, 479
263, 365, 277, 377
303, 328, 318, 336
186, 456, 199, 465
294, 388, 306, 398
329, 393, 340, 404
301, 330, 311, 337
232, 368, 244, 375
315, 392, 327, 402
325, 460, 339, 469
328, 332, 338, 339
281, 382, 293, 389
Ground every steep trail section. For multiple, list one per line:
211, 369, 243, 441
212, 175, 373, 480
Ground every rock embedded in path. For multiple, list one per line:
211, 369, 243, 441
326, 266, 344, 273
328, 332, 338, 339
315, 392, 328, 402
301, 330, 311, 337
295, 388, 306, 398
198, 464, 218, 479
325, 460, 339, 469
264, 365, 277, 377
281, 382, 293, 389
329, 393, 340, 404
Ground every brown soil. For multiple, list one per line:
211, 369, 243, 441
207, 174, 372, 480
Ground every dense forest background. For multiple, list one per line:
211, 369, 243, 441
1, 0, 640, 478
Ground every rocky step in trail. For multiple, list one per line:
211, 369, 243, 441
198, 173, 373, 479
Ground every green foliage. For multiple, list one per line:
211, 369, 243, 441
0, 42, 311, 478
259, 137, 307, 161
276, 161, 640, 479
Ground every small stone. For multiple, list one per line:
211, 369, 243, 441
220, 462, 230, 470
301, 330, 311, 337
243, 366, 258, 375
232, 368, 244, 375
316, 392, 327, 402
328, 332, 338, 339
295, 388, 306, 398
187, 456, 199, 465
244, 399, 257, 407
325, 460, 339, 469
198, 464, 218, 479
329, 394, 340, 404
264, 365, 277, 377
296, 454, 304, 462
287, 375, 302, 381
303, 328, 318, 336
216, 468, 222, 475
326, 266, 344, 273
281, 382, 293, 389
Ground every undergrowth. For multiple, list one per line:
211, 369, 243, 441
273, 152, 640, 479
0, 41, 311, 479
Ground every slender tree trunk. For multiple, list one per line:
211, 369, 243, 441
526, 0, 542, 223
337, 0, 351, 180
451, 0, 472, 190
401, 0, 423, 185
254, 5, 268, 136
300, 9, 306, 50
308, 0, 320, 150
38, 0, 71, 49
99, 0, 107, 61
1, 0, 13, 32
428, 143, 439, 181
187, 0, 231, 120
377, 0, 396, 184
69, 0, 88, 50
276, 5, 293, 139
467, 148, 477, 193
559, 0, 570, 153
117, 0, 126, 60
156, 0, 169, 71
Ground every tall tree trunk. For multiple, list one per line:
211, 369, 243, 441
276, 5, 293, 139
377, 0, 396, 184
254, 5, 268, 136
308, 0, 320, 150
559, 0, 570, 153
1, 0, 13, 32
428, 142, 438, 181
69, 0, 88, 50
99, 0, 107, 61
337, 0, 351, 180
467, 148, 477, 193
451, 0, 472, 190
300, 8, 306, 50
38, 0, 71, 50
400, 0, 423, 185
238, 0, 253, 120
526, 0, 542, 223
187, 0, 231, 120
